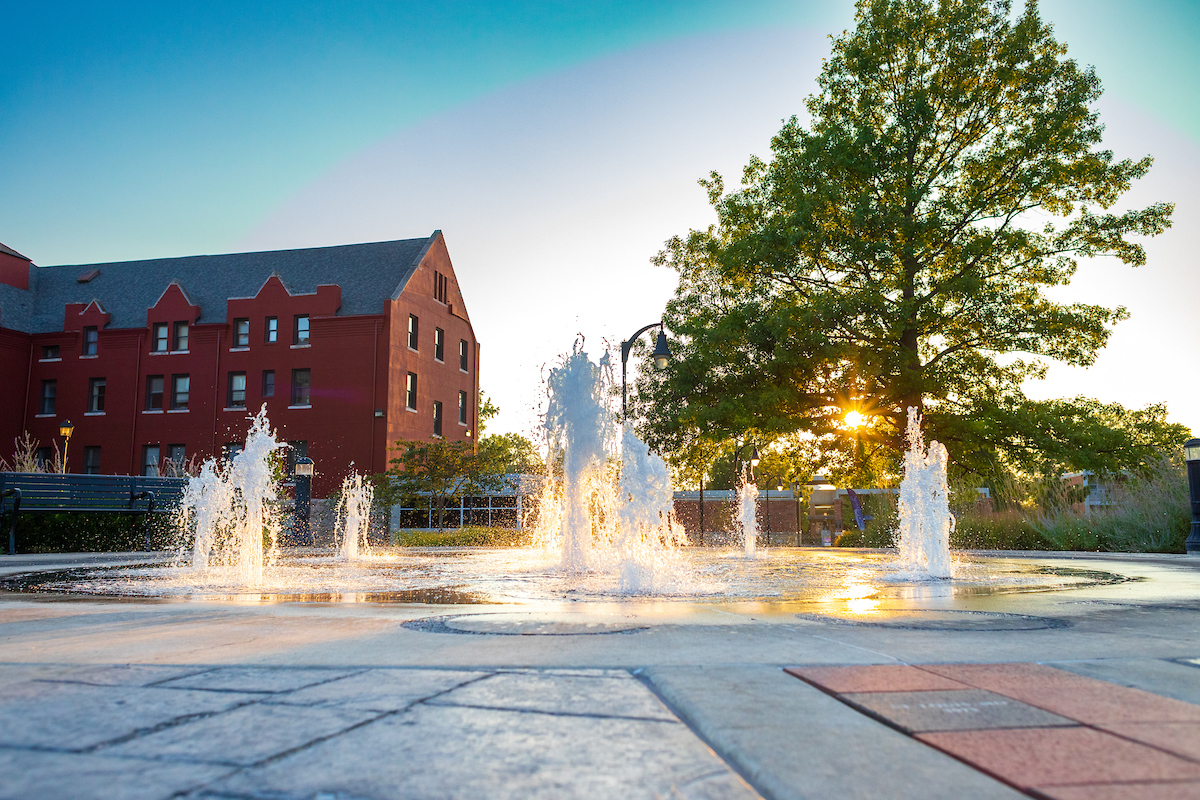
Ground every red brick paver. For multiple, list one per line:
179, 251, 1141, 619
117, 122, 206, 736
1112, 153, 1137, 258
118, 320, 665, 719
1036, 781, 1200, 800
785, 664, 970, 693
1097, 722, 1200, 762
917, 727, 1200, 789
785, 662, 1200, 797
918, 663, 1200, 725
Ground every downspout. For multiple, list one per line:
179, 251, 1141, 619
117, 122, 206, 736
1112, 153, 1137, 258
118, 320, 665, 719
21, 338, 33, 432
370, 319, 379, 474
212, 328, 221, 457
129, 330, 144, 474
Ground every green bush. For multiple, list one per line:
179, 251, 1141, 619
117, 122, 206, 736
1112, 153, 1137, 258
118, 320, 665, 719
1031, 457, 1189, 553
0, 511, 178, 553
952, 510, 1049, 551
393, 526, 531, 547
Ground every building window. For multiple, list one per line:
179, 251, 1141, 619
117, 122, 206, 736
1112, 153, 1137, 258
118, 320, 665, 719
233, 318, 250, 347
83, 446, 101, 475
406, 372, 417, 410
171, 374, 189, 410
228, 372, 247, 408
459, 339, 469, 371
287, 440, 308, 474
223, 442, 243, 461
291, 368, 311, 406
141, 445, 160, 477
173, 321, 189, 351
434, 270, 448, 303
265, 316, 277, 343
459, 390, 468, 424
434, 327, 445, 362
433, 401, 443, 436
40, 380, 56, 415
146, 375, 164, 410
294, 315, 310, 345
41, 345, 59, 360
262, 370, 275, 398
88, 378, 106, 413
35, 447, 53, 470
152, 323, 169, 352
82, 326, 98, 356
165, 444, 186, 474
408, 314, 418, 350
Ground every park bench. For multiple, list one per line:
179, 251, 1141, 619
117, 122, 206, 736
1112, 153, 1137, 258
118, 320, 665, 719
0, 472, 188, 555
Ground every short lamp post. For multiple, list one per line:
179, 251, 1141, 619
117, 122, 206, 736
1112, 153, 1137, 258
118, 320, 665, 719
58, 420, 74, 474
294, 457, 314, 546
1185, 439, 1200, 555
620, 322, 671, 421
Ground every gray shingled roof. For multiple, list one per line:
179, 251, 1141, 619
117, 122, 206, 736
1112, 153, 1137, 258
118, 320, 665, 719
4, 235, 435, 334
0, 242, 31, 261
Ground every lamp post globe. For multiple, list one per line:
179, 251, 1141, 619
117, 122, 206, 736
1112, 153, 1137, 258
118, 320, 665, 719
1185, 439, 1200, 555
621, 321, 670, 421
58, 420, 74, 474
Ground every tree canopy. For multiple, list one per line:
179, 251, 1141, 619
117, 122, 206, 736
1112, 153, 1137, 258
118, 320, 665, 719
634, 0, 1182, 484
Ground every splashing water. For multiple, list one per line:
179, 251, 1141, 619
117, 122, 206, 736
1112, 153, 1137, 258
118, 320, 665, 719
737, 472, 759, 558
532, 343, 688, 592
180, 407, 286, 585
896, 407, 953, 578
336, 471, 374, 561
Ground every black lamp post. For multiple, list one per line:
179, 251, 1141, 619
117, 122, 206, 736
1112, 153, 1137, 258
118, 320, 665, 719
58, 420, 74, 474
620, 322, 671, 421
294, 456, 314, 546
759, 474, 784, 544
1185, 439, 1200, 555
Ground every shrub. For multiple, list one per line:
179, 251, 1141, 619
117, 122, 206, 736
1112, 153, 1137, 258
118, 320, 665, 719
1032, 456, 1189, 553
0, 512, 177, 553
393, 526, 532, 547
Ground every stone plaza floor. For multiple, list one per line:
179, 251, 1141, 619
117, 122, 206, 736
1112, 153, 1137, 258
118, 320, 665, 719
1, 550, 1199, 799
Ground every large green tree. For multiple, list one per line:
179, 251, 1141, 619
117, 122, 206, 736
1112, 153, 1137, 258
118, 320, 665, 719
635, 0, 1182, 481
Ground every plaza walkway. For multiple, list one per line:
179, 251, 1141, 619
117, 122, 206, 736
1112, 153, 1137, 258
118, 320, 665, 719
1, 551, 1198, 799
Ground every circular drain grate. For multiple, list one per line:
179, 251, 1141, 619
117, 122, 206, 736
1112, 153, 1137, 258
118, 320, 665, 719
796, 609, 1070, 631
402, 612, 650, 636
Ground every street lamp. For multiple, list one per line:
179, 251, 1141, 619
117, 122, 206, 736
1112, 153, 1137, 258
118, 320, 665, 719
58, 420, 74, 474
294, 456, 314, 546
620, 322, 671, 421
1185, 439, 1200, 555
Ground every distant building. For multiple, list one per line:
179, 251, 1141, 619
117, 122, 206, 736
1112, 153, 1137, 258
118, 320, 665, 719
0, 232, 479, 495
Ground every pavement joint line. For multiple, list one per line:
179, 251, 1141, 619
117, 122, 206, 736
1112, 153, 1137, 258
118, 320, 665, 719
805, 633, 907, 662
422, 699, 683, 723
144, 667, 223, 686
630, 669, 780, 800
85, 699, 267, 754
788, 663, 1200, 791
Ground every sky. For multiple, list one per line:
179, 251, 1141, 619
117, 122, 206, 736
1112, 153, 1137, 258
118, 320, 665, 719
3, 0, 1198, 441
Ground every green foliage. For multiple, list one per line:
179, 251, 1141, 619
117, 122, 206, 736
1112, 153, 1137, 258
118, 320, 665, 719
1032, 457, 1190, 553
952, 511, 1048, 551
633, 0, 1177, 482
393, 526, 531, 547
0, 512, 175, 553
478, 432, 544, 476
384, 438, 504, 530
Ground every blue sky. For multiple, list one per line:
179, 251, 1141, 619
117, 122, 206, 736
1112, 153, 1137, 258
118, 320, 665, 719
3, 1, 1198, 437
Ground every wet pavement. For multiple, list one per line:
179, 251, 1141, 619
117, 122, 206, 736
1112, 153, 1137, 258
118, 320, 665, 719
1, 549, 1199, 799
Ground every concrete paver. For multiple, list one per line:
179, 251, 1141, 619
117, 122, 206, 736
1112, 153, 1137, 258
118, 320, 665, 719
2, 550, 1200, 798
839, 689, 1076, 733
643, 665, 1027, 800
921, 662, 1200, 724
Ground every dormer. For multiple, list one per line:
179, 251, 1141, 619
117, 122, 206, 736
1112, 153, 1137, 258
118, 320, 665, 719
63, 300, 111, 332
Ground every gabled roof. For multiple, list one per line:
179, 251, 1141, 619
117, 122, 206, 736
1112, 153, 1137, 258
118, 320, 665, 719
10, 235, 434, 334
0, 242, 32, 262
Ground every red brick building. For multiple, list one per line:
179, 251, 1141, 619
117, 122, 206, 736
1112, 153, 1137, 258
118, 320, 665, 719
0, 232, 479, 495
